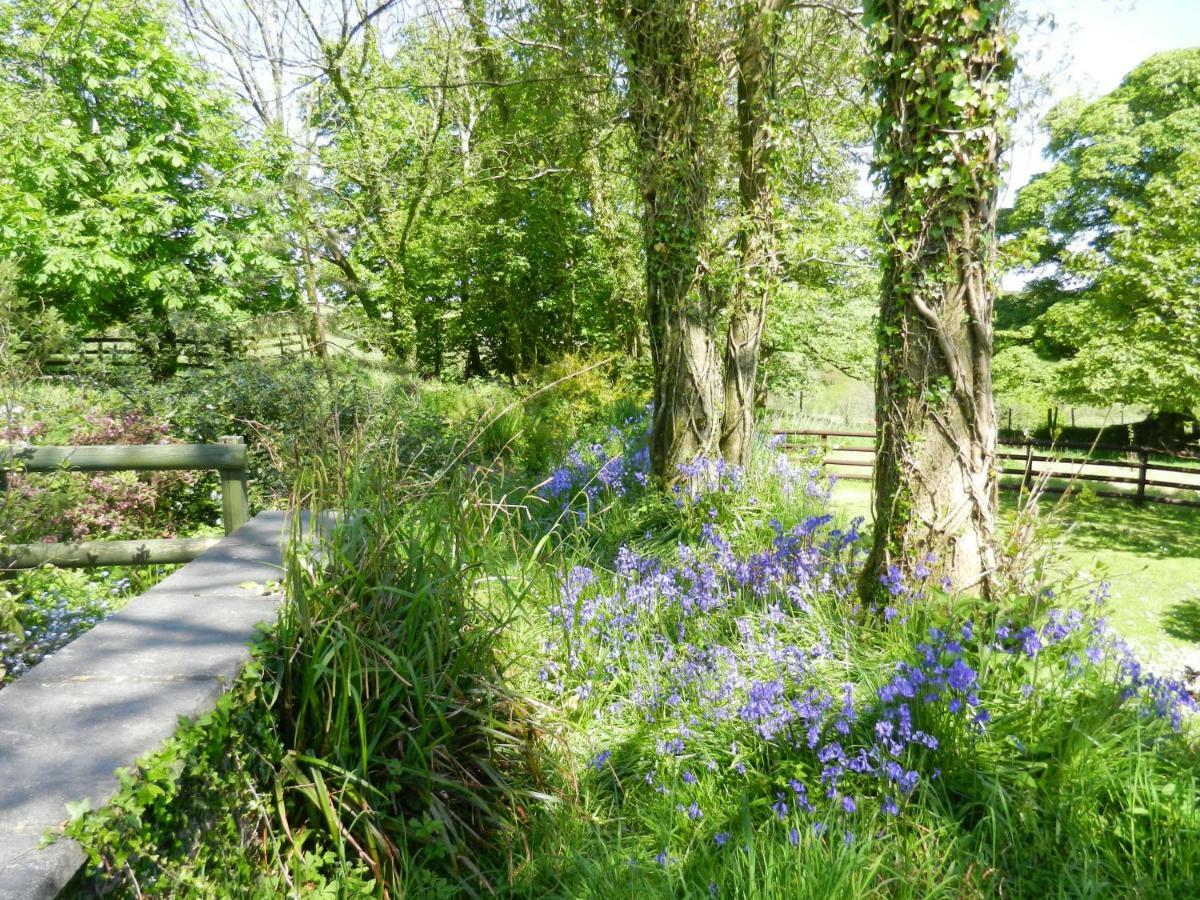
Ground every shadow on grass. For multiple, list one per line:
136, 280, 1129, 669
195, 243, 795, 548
1016, 493, 1200, 560
1163, 598, 1200, 643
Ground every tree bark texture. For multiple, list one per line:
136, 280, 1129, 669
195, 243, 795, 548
859, 0, 1012, 599
720, 0, 786, 469
614, 0, 723, 484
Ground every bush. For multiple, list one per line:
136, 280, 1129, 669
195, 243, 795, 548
2, 408, 209, 543
119, 357, 379, 507
519, 354, 647, 475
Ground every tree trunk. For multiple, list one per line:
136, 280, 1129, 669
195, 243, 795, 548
720, 0, 785, 469
612, 0, 723, 485
1135, 410, 1190, 448
300, 237, 330, 361
464, 336, 487, 379
859, 0, 1013, 599
142, 319, 179, 381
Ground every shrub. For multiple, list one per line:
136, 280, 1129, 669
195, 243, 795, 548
119, 357, 378, 507
2, 409, 207, 543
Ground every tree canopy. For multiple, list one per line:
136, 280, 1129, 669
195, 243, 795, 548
0, 0, 291, 348
1001, 48, 1200, 420
0, 0, 873, 395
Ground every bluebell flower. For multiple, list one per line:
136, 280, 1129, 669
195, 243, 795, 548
660, 737, 685, 756
946, 658, 976, 691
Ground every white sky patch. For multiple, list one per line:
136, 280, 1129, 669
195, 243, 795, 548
1006, 0, 1200, 201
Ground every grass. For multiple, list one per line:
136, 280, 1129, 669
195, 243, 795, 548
828, 480, 1200, 672
498, 438, 1200, 897
59, 388, 1200, 898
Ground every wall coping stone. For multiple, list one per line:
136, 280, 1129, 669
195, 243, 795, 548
0, 511, 291, 899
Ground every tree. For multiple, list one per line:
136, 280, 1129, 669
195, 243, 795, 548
187, 0, 644, 376
608, 0, 726, 483
859, 0, 1014, 599
750, 0, 875, 417
720, 0, 787, 468
1001, 49, 1200, 436
0, 0, 290, 371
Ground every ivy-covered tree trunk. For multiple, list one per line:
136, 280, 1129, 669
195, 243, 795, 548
720, 0, 786, 469
612, 0, 723, 484
859, 0, 1014, 599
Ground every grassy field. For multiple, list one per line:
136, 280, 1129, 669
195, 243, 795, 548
774, 371, 1148, 435
828, 480, 1200, 675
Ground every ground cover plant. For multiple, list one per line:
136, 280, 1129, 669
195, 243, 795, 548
0, 567, 145, 683
827, 479, 1200, 675
502, 424, 1200, 897
53, 395, 1198, 897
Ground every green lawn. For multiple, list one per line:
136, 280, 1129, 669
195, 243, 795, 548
829, 481, 1200, 674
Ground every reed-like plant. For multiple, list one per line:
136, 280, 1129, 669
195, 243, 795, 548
270, 419, 546, 895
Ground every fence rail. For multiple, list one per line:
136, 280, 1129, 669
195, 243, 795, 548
775, 429, 1200, 509
1, 436, 250, 569
33, 319, 373, 375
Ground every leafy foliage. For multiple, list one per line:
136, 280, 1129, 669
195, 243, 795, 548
1002, 49, 1200, 417
0, 0, 291, 346
1, 405, 211, 544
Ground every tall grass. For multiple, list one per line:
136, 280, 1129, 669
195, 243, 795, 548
269, 421, 549, 896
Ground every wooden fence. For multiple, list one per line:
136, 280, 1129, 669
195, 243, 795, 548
40, 336, 236, 374
775, 429, 1200, 509
0, 437, 250, 569
36, 319, 377, 375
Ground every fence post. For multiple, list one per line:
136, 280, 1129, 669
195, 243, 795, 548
1136, 449, 1149, 506
1023, 440, 1034, 492
218, 436, 250, 535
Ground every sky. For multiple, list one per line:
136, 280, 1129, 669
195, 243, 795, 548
1006, 0, 1200, 198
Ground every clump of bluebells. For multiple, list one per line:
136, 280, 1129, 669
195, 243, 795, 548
535, 446, 1197, 869
537, 412, 650, 512
0, 569, 136, 685
537, 414, 837, 527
